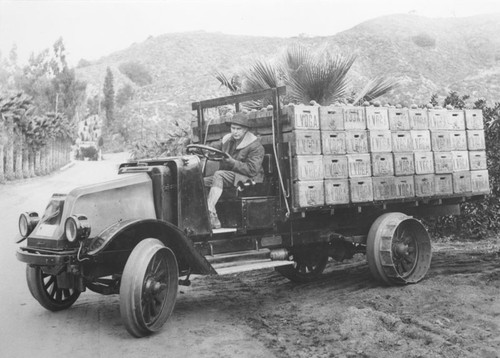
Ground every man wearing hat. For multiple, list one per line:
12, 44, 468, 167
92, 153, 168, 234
205, 111, 265, 229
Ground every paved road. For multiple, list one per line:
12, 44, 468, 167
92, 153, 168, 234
0, 154, 273, 358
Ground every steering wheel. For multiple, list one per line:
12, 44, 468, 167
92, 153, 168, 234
186, 144, 229, 161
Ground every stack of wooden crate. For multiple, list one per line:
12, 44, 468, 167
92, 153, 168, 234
289, 103, 489, 209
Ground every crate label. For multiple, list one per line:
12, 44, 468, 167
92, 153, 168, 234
289, 105, 319, 129
325, 179, 350, 204
344, 108, 366, 129
452, 151, 470, 172
414, 153, 434, 174
396, 176, 415, 198
394, 153, 415, 175
373, 177, 396, 200
323, 156, 348, 179
372, 154, 394, 176
350, 179, 373, 202
429, 110, 448, 129
369, 131, 392, 152
293, 132, 321, 154
366, 108, 389, 129
348, 154, 371, 177
415, 175, 435, 197
409, 110, 428, 129
346, 131, 368, 153
411, 131, 431, 151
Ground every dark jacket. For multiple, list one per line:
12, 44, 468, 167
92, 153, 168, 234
214, 131, 265, 186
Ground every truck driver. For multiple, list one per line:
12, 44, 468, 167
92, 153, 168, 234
205, 111, 265, 229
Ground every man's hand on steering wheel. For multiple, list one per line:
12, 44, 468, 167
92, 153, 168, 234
186, 144, 229, 162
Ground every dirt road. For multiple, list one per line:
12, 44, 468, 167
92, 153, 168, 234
1, 154, 499, 358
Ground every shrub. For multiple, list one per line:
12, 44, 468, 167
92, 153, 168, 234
412, 33, 436, 48
118, 61, 153, 86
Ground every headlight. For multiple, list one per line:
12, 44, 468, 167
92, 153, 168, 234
64, 215, 91, 242
19, 212, 39, 237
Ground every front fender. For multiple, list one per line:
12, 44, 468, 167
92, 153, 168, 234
85, 219, 215, 275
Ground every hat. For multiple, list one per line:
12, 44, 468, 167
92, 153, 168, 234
225, 112, 250, 128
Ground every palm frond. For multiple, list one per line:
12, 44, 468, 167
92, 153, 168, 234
214, 71, 239, 93
353, 77, 399, 105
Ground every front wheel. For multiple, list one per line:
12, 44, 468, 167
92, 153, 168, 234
26, 266, 81, 311
119, 239, 179, 338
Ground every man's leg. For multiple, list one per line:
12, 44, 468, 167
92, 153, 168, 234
206, 170, 235, 228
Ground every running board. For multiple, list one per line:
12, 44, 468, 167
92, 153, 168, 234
213, 259, 293, 275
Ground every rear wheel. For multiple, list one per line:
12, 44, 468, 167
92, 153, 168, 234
119, 239, 179, 337
26, 266, 80, 311
275, 246, 328, 283
367, 212, 432, 285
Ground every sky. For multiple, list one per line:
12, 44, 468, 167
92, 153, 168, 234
1, 0, 500, 66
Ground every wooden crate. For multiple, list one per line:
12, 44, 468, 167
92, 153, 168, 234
395, 176, 415, 198
324, 179, 350, 205
321, 131, 346, 154
428, 109, 449, 129
453, 171, 472, 193
319, 106, 344, 131
343, 107, 366, 130
446, 110, 466, 130
435, 174, 453, 195
411, 130, 431, 151
391, 131, 413, 152
373, 176, 397, 200
466, 130, 486, 150
471, 170, 490, 193
345, 130, 369, 153
414, 152, 434, 174
292, 155, 324, 181
283, 130, 322, 155
393, 153, 415, 176
365, 107, 389, 130
452, 151, 470, 172
372, 153, 394, 177
347, 154, 372, 178
388, 108, 410, 130
434, 152, 453, 174
465, 109, 484, 129
368, 130, 392, 152
450, 131, 467, 151
292, 180, 325, 208
469, 151, 487, 170
286, 104, 320, 130
430, 131, 452, 152
409, 109, 429, 129
349, 178, 373, 203
415, 174, 435, 197
323, 155, 348, 179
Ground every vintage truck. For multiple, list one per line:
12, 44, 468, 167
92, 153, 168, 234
15, 87, 489, 337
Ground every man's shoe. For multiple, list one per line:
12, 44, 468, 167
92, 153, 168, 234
210, 211, 221, 229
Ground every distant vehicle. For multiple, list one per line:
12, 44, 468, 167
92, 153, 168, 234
15, 87, 489, 337
75, 141, 100, 161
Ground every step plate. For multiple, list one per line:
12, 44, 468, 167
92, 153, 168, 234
214, 260, 293, 275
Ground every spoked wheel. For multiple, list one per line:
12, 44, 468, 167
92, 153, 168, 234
275, 247, 329, 283
119, 239, 178, 338
26, 266, 80, 311
367, 212, 432, 285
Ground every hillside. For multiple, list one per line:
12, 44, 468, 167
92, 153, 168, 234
75, 13, 500, 140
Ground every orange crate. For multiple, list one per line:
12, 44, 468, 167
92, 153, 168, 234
409, 109, 429, 129
324, 179, 350, 205
411, 130, 431, 151
365, 107, 389, 130
391, 131, 413, 152
292, 155, 324, 181
453, 171, 472, 193
467, 130, 486, 150
373, 176, 397, 200
323, 155, 348, 179
431, 131, 452, 152
319, 106, 344, 131
435, 174, 453, 195
349, 178, 373, 203
471, 170, 490, 193
292, 180, 325, 208
343, 107, 366, 130
345, 130, 369, 153
388, 108, 410, 130
347, 154, 371, 178
415, 174, 435, 197
321, 131, 346, 154
452, 151, 470, 172
428, 109, 449, 129
368, 130, 392, 152
469, 151, 487, 170
395, 176, 415, 198
284, 130, 322, 155
465, 109, 484, 129
372, 153, 394, 177
286, 104, 320, 130
446, 110, 465, 130
434, 152, 453, 174
450, 131, 467, 150
414, 152, 434, 174
393, 153, 415, 176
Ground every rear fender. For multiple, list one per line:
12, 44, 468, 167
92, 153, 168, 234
86, 219, 215, 275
